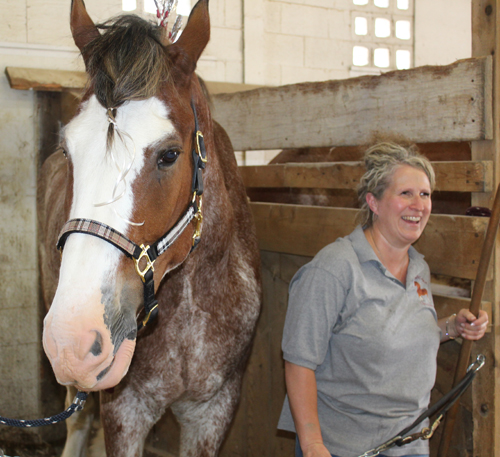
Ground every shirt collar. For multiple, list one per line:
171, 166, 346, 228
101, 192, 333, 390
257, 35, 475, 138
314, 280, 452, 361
349, 225, 425, 267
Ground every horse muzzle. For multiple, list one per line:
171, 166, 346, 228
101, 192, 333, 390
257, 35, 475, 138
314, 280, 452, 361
43, 313, 137, 391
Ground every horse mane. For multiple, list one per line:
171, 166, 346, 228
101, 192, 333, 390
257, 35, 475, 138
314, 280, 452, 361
83, 15, 171, 111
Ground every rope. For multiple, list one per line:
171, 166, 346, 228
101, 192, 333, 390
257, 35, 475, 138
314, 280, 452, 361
0, 391, 87, 428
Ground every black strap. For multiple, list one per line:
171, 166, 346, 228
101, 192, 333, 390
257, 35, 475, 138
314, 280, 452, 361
358, 354, 486, 457
137, 270, 158, 331
396, 361, 478, 442
190, 100, 206, 197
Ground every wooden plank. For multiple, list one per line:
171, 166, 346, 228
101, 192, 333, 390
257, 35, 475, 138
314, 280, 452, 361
250, 203, 489, 280
240, 161, 493, 193
5, 66, 262, 95
213, 57, 493, 151
469, 2, 499, 456
6, 67, 87, 92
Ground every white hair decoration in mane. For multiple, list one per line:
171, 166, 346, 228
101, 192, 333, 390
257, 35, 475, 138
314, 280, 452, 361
93, 107, 145, 227
154, 0, 183, 42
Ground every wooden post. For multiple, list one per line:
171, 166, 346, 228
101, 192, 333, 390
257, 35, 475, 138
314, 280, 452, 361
468, 1, 499, 456
438, 183, 500, 456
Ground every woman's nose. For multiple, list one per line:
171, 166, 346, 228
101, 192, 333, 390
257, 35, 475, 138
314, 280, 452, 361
410, 196, 425, 210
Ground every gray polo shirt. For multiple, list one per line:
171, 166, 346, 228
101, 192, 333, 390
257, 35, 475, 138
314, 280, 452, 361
278, 225, 440, 457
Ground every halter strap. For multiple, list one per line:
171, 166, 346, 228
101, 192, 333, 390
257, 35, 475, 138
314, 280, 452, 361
56, 201, 199, 262
56, 99, 206, 331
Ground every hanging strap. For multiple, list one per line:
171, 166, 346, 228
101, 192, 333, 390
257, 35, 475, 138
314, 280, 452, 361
358, 354, 485, 457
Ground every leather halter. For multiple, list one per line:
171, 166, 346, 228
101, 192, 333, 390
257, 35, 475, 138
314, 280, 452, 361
57, 100, 207, 331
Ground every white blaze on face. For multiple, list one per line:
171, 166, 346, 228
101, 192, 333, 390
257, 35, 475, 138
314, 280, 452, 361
44, 96, 176, 389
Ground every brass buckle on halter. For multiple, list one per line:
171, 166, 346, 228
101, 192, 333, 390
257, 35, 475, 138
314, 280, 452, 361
134, 244, 155, 283
192, 193, 203, 246
195, 131, 207, 163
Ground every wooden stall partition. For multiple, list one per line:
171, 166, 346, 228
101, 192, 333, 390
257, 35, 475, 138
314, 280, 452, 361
213, 57, 493, 151
210, 60, 497, 457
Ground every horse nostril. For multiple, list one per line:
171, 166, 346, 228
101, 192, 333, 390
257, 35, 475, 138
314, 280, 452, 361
90, 331, 103, 356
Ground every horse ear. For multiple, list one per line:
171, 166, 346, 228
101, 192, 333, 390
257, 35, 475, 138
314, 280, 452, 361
70, 0, 100, 59
166, 0, 210, 76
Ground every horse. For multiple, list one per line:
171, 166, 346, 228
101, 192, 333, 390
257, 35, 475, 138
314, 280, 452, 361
37, 1, 261, 455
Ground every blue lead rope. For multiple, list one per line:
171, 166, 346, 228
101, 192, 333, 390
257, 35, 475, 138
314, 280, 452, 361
0, 391, 87, 428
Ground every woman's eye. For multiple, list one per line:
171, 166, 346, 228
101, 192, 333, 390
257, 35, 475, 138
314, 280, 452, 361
158, 149, 180, 168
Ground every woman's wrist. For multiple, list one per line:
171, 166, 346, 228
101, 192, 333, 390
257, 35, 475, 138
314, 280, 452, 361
446, 313, 458, 339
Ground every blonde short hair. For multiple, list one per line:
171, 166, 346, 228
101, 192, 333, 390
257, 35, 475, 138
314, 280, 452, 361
357, 140, 435, 228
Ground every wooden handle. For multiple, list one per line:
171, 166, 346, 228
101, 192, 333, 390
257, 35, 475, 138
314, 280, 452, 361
438, 183, 500, 456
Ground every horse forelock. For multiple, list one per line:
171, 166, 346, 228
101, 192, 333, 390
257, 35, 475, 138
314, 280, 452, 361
84, 15, 171, 113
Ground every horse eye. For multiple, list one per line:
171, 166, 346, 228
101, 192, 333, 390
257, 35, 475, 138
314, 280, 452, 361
157, 149, 180, 168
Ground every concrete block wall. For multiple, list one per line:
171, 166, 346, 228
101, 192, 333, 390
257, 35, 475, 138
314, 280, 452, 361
0, 70, 39, 422
0, 0, 472, 431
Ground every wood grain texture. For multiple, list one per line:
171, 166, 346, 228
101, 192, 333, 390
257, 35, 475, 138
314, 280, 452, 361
213, 57, 493, 150
6, 67, 87, 92
463, 2, 500, 456
250, 203, 489, 280
5, 67, 261, 95
240, 160, 493, 192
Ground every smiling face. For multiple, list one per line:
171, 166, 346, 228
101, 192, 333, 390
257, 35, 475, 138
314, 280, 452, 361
367, 164, 432, 249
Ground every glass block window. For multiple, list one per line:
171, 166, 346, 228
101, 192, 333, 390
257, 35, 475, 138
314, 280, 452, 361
122, 0, 136, 11
374, 48, 390, 67
396, 49, 411, 69
143, 0, 156, 14
353, 46, 370, 66
123, 0, 191, 16
375, 18, 391, 38
397, 0, 409, 10
395, 20, 411, 39
351, 0, 413, 72
355, 17, 368, 35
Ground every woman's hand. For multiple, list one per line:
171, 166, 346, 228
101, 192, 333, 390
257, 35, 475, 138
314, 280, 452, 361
455, 309, 489, 340
303, 442, 332, 457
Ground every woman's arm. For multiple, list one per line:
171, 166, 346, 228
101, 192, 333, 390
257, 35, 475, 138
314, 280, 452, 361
438, 309, 489, 342
285, 361, 332, 457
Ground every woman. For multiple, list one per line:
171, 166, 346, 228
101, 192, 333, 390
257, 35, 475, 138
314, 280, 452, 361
277, 140, 489, 457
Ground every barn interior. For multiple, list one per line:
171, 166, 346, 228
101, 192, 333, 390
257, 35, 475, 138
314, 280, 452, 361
0, 1, 497, 456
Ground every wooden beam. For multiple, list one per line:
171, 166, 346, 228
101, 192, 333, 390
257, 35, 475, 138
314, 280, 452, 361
213, 57, 493, 150
467, 1, 500, 456
240, 160, 493, 193
250, 202, 489, 280
6, 67, 87, 92
5, 66, 263, 94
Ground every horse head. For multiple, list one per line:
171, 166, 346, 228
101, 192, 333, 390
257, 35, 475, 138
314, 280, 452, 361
43, 0, 212, 391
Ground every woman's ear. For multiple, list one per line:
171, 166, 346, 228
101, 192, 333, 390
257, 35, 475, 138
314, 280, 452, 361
366, 192, 379, 215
